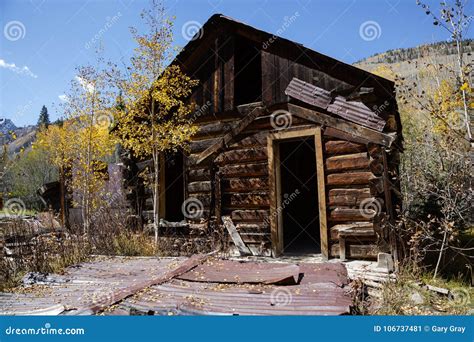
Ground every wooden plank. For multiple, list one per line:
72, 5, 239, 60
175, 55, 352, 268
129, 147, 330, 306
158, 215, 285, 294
287, 103, 395, 147
188, 181, 212, 193
267, 136, 280, 255
326, 171, 375, 186
231, 210, 269, 222
329, 208, 376, 222
223, 36, 235, 111
215, 147, 267, 165
223, 177, 268, 192
196, 104, 264, 164
222, 216, 252, 256
226, 192, 270, 207
325, 140, 366, 155
330, 222, 374, 240
188, 168, 211, 181
315, 126, 329, 259
328, 188, 371, 206
190, 137, 222, 154
219, 162, 268, 178
228, 132, 267, 149
215, 171, 222, 224
194, 122, 234, 139
326, 153, 370, 172
331, 243, 378, 259
324, 127, 370, 145
261, 50, 273, 105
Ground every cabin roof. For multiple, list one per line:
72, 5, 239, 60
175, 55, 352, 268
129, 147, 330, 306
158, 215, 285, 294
174, 14, 396, 98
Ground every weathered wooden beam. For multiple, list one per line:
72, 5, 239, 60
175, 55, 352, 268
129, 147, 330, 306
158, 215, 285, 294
328, 188, 371, 206
188, 181, 212, 193
325, 140, 366, 155
315, 126, 329, 259
195, 104, 265, 164
326, 153, 370, 172
287, 103, 395, 147
330, 222, 374, 240
219, 162, 268, 178
231, 209, 269, 222
215, 147, 267, 165
326, 171, 376, 186
223, 177, 268, 192
222, 216, 252, 256
329, 208, 377, 222
226, 192, 270, 207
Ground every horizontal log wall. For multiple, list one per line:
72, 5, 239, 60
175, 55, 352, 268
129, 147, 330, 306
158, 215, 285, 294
323, 136, 387, 259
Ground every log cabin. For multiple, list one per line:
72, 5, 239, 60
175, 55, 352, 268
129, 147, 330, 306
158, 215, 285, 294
121, 14, 403, 262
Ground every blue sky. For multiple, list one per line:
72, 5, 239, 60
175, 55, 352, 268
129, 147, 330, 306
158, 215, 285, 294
0, 0, 472, 127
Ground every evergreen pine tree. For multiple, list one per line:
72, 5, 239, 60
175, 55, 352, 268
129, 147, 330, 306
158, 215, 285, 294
37, 105, 50, 128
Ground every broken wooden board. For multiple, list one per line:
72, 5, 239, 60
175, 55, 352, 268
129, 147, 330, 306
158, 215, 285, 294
222, 216, 252, 256
195, 104, 265, 164
72, 254, 211, 315
287, 103, 395, 147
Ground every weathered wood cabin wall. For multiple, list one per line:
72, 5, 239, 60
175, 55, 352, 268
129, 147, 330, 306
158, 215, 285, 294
123, 15, 402, 260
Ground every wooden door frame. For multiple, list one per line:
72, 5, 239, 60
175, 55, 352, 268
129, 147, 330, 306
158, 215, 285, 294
267, 126, 328, 258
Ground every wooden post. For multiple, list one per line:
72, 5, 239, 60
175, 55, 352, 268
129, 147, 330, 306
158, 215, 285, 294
214, 170, 222, 225
314, 127, 329, 259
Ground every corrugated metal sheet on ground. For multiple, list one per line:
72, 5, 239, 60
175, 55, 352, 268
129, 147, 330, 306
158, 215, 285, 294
1, 256, 352, 316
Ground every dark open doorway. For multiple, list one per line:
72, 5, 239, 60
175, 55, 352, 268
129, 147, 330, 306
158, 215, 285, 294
279, 138, 320, 254
163, 151, 185, 221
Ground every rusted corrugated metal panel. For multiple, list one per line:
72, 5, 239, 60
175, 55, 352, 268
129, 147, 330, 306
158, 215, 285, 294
285, 77, 386, 132
0, 257, 184, 316
298, 263, 349, 286
284, 78, 332, 109
177, 259, 300, 285
117, 279, 351, 315
1, 257, 352, 316
327, 96, 386, 132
